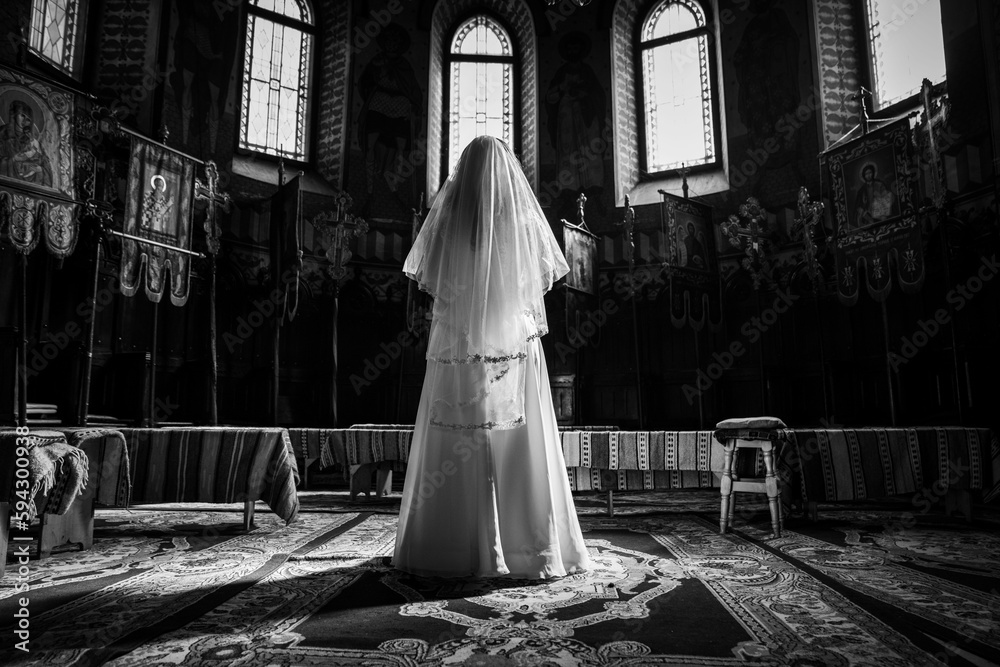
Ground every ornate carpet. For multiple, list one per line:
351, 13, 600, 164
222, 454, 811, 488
1, 491, 998, 666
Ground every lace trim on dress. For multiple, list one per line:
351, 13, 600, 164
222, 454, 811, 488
430, 352, 527, 365
428, 328, 547, 365
429, 415, 526, 430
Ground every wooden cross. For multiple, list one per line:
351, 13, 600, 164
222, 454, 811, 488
195, 160, 231, 255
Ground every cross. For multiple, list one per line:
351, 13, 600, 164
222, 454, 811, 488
919, 78, 949, 209
575, 191, 588, 230
314, 192, 368, 282
851, 86, 872, 136
722, 197, 770, 290
795, 187, 824, 291
617, 194, 636, 268
195, 161, 231, 255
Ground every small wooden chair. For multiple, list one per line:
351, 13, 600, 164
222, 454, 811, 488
714, 417, 788, 539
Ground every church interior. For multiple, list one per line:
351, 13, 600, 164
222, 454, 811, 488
1, 0, 999, 664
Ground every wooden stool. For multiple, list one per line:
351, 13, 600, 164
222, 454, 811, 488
715, 417, 787, 539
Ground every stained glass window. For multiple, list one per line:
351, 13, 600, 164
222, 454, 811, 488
446, 16, 515, 175
864, 0, 945, 109
240, 0, 314, 161
639, 0, 717, 174
29, 0, 82, 75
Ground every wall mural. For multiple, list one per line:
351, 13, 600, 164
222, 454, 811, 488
350, 0, 426, 223
93, 0, 159, 129
163, 0, 243, 159
543, 31, 609, 223
814, 0, 862, 147
722, 0, 821, 209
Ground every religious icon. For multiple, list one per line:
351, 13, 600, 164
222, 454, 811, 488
0, 67, 78, 257
0, 93, 54, 189
676, 220, 708, 270
663, 191, 716, 275
563, 222, 597, 296
827, 119, 915, 237
140, 174, 173, 231
824, 118, 922, 303
847, 152, 898, 229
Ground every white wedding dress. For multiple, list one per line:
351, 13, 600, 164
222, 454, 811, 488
392, 136, 590, 579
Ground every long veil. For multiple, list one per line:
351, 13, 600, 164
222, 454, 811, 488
403, 136, 568, 430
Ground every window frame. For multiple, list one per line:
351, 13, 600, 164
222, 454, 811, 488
236, 0, 317, 165
440, 10, 521, 187
634, 0, 722, 180
26, 0, 90, 82
856, 0, 947, 116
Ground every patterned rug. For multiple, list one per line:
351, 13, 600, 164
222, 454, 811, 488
2, 491, 999, 666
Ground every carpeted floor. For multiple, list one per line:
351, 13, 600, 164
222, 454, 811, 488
2, 489, 999, 666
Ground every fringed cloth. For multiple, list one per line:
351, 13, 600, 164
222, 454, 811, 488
7, 431, 91, 521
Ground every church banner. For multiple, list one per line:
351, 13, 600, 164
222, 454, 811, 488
826, 119, 924, 304
563, 220, 600, 341
0, 66, 79, 257
269, 173, 303, 323
661, 193, 720, 331
120, 138, 197, 305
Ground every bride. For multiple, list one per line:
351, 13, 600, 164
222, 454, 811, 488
393, 135, 591, 579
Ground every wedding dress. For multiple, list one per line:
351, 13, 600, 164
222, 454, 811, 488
392, 136, 590, 579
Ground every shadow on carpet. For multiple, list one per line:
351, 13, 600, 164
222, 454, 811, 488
1, 493, 998, 666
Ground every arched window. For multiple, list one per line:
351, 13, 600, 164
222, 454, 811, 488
239, 0, 314, 161
444, 15, 517, 177
29, 0, 87, 76
638, 0, 718, 175
862, 0, 945, 110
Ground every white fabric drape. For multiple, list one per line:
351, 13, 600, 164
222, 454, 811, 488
403, 135, 568, 431
395, 135, 589, 579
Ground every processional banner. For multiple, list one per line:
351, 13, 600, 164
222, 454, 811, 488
0, 66, 78, 258
660, 193, 720, 331
120, 138, 197, 305
826, 118, 925, 304
562, 219, 600, 344
269, 173, 303, 323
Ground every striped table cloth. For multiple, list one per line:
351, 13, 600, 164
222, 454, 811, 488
284, 428, 338, 470
783, 428, 996, 504
322, 428, 748, 492
561, 430, 727, 491
324, 426, 998, 500
116, 428, 299, 524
